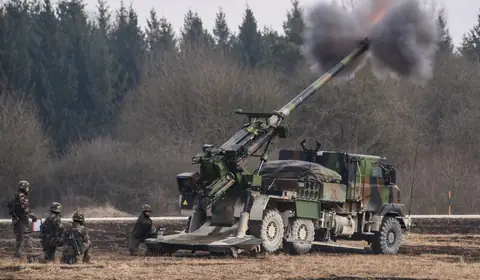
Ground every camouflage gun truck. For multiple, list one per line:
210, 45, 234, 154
253, 140, 411, 255
144, 38, 412, 257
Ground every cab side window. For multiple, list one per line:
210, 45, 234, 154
372, 165, 383, 178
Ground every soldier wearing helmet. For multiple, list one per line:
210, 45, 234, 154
60, 211, 91, 264
128, 204, 160, 256
39, 202, 65, 262
7, 180, 38, 259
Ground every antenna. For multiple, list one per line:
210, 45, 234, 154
408, 138, 419, 216
300, 139, 307, 151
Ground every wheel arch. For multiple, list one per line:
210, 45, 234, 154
249, 195, 295, 221
378, 203, 407, 229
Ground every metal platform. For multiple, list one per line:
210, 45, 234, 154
144, 220, 263, 254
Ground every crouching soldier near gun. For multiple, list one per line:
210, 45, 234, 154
60, 211, 91, 264
128, 204, 164, 256
39, 202, 65, 262
7, 180, 38, 260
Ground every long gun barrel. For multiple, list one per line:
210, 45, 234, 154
270, 39, 370, 126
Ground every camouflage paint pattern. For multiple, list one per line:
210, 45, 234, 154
278, 149, 401, 213
320, 182, 347, 203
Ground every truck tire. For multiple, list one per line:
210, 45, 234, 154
285, 218, 315, 255
371, 216, 403, 254
250, 209, 285, 253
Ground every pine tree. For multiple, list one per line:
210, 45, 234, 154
213, 7, 231, 52
260, 27, 299, 73
146, 8, 162, 52
459, 9, 480, 61
437, 9, 453, 54
0, 0, 34, 93
237, 6, 263, 67
89, 0, 117, 133
28, 0, 60, 141
110, 2, 146, 97
96, 0, 110, 35
53, 0, 96, 147
283, 0, 304, 46
158, 17, 176, 50
181, 10, 204, 46
146, 10, 176, 58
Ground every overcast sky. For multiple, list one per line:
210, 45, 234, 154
83, 0, 479, 48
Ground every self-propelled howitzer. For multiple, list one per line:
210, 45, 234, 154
144, 40, 373, 257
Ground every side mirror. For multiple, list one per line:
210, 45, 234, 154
389, 168, 396, 184
382, 165, 396, 184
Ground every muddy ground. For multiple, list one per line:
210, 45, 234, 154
0, 218, 478, 279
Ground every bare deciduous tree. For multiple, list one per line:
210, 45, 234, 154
0, 90, 51, 213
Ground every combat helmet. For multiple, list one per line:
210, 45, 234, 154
142, 204, 152, 212
18, 180, 30, 193
50, 202, 62, 214
72, 211, 85, 223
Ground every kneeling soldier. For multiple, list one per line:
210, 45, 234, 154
40, 202, 65, 262
128, 204, 162, 256
61, 211, 91, 264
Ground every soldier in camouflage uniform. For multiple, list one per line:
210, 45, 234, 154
39, 202, 65, 262
128, 204, 159, 256
60, 211, 91, 264
7, 180, 38, 259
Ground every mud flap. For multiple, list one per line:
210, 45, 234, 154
249, 195, 270, 221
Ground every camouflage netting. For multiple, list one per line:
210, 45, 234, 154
258, 160, 342, 183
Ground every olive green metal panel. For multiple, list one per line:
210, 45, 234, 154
252, 174, 262, 187
320, 182, 347, 202
295, 200, 320, 219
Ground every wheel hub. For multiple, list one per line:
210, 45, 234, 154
266, 221, 278, 240
387, 231, 395, 245
297, 225, 308, 240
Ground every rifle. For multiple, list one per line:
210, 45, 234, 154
70, 230, 81, 256
7, 198, 19, 224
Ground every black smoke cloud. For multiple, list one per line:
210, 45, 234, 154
301, 0, 440, 85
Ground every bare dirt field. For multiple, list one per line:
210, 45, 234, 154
0, 218, 478, 279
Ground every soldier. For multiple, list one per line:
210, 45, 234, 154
60, 211, 91, 264
128, 204, 160, 256
7, 180, 38, 259
39, 202, 65, 262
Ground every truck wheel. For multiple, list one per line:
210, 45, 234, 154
252, 209, 285, 253
371, 216, 403, 254
285, 218, 315, 255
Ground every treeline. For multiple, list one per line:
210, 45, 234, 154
1, 0, 480, 216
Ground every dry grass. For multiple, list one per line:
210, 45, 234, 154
1, 234, 479, 279
0, 251, 478, 280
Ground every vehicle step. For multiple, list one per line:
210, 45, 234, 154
312, 241, 370, 251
